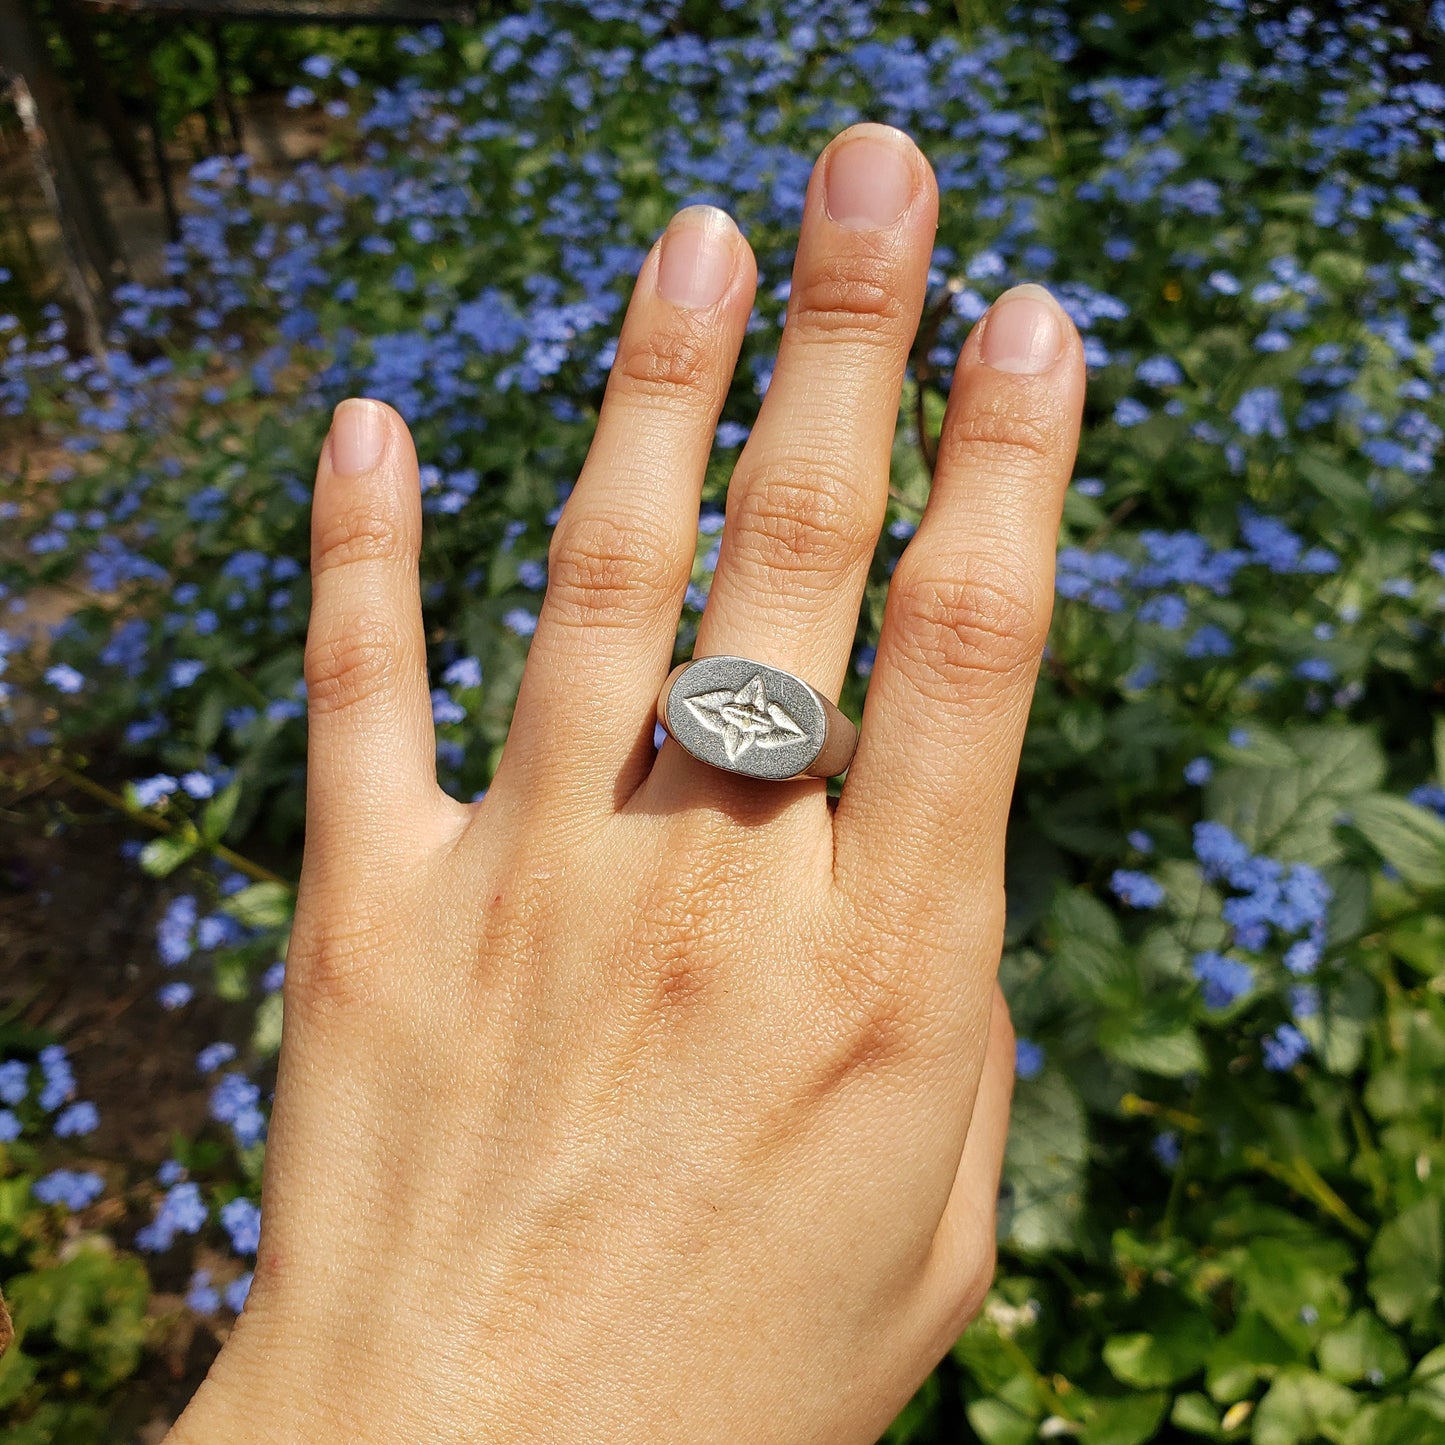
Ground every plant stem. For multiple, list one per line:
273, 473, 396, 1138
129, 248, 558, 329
49, 763, 292, 889
994, 1331, 1075, 1421
1346, 1099, 1389, 1214
1125, 1094, 1370, 1239
1241, 1146, 1371, 1241
1120, 1093, 1206, 1133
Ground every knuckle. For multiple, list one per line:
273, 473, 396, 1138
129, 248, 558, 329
730, 460, 877, 579
817, 945, 926, 1082
546, 512, 685, 629
888, 553, 1048, 698
312, 504, 409, 575
285, 917, 393, 1017
637, 914, 719, 1023
610, 320, 716, 401
649, 949, 713, 1015
305, 613, 401, 718
621, 844, 750, 1024
788, 252, 910, 344
938, 401, 1057, 477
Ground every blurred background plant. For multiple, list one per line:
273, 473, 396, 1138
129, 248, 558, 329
2, 0, 1444, 1439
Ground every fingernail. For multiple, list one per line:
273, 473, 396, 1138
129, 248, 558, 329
979, 285, 1064, 374
657, 206, 737, 309
824, 126, 916, 230
329, 399, 386, 474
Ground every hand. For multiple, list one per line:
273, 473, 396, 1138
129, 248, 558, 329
169, 123, 1084, 1444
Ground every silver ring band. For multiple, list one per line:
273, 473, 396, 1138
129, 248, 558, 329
656, 655, 859, 780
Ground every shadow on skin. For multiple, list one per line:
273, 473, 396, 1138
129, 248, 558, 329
619, 713, 829, 830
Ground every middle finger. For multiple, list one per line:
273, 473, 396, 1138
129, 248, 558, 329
687, 124, 937, 706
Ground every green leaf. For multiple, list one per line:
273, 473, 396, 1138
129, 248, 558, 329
1104, 1303, 1214, 1388
1253, 1368, 1359, 1445
1308, 250, 1367, 289
200, 782, 242, 844
1034, 787, 1121, 856
221, 881, 294, 930
1062, 484, 1108, 531
5, 1246, 149, 1392
0, 1344, 38, 1409
1410, 1343, 1445, 1422
1003, 826, 1065, 946
1365, 1007, 1445, 1121
1058, 704, 1106, 756
1293, 725, 1388, 798
1322, 865, 1371, 946
1156, 859, 1230, 953
6, 1401, 111, 1445
1079, 1391, 1170, 1445
952, 1281, 1046, 1393
965, 1398, 1038, 1445
1048, 886, 1138, 1006
1236, 1237, 1352, 1342
1295, 449, 1371, 515
1434, 716, 1445, 787
1341, 1401, 1445, 1445
1384, 916, 1445, 978
1351, 795, 1445, 889
1135, 926, 1190, 983
252, 990, 284, 1056
1297, 969, 1374, 1075
1000, 1070, 1087, 1255
1050, 887, 1125, 947
194, 685, 229, 753
1170, 1392, 1221, 1437
1368, 1197, 1443, 1326
139, 832, 199, 878
1221, 727, 1302, 769
1207, 1310, 1302, 1403
1054, 934, 1140, 1010
1099, 1012, 1205, 1077
1206, 726, 1384, 866
953, 1317, 1046, 1404
1316, 1310, 1408, 1385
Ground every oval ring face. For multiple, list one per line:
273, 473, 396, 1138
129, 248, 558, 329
664, 656, 826, 780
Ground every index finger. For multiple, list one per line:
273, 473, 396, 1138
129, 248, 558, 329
833, 284, 1084, 935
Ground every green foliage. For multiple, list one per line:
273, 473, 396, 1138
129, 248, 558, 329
36, 4, 407, 135
998, 1069, 1087, 1256
0, 1177, 150, 1437
5, 0, 1445, 1437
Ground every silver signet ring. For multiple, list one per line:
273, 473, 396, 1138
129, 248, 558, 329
656, 655, 859, 780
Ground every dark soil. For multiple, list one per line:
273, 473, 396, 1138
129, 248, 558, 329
0, 797, 264, 1440
1, 90, 329, 1441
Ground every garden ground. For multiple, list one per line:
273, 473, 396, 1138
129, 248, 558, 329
4, 3, 1444, 1439
0, 812, 232, 1435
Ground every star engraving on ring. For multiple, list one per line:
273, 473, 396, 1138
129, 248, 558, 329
681, 675, 808, 764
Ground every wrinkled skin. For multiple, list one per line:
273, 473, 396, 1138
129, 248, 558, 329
169, 123, 1084, 1444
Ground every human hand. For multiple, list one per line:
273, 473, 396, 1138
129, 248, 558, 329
169, 122, 1084, 1444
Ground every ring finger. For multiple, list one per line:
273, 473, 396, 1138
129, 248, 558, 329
667, 125, 937, 746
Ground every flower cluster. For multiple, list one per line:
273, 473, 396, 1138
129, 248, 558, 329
32, 1169, 107, 1210
134, 1161, 260, 1310
1194, 822, 1331, 965
0, 1046, 103, 1172
1188, 821, 1333, 1069
0, 0, 1442, 1427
